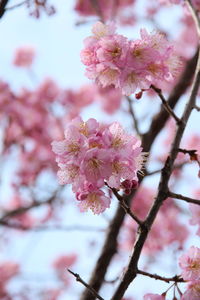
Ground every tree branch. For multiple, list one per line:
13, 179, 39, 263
126, 96, 141, 136
150, 84, 181, 124
5, 0, 27, 11
68, 269, 105, 300
193, 104, 200, 111
168, 191, 200, 205
109, 187, 143, 226
0, 0, 9, 18
146, 161, 186, 176
137, 269, 184, 283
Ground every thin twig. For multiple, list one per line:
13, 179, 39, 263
150, 85, 181, 124
5, 0, 27, 10
193, 104, 200, 111
146, 162, 186, 176
168, 191, 200, 205
178, 148, 197, 156
126, 96, 141, 136
0, 221, 105, 232
108, 186, 143, 226
68, 269, 105, 300
137, 270, 184, 283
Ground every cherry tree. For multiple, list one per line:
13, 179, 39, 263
0, 0, 199, 299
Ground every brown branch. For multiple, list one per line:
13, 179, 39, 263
5, 0, 27, 10
110, 45, 200, 300
126, 96, 141, 136
137, 270, 184, 283
150, 85, 181, 124
0, 0, 9, 18
178, 148, 197, 156
146, 161, 186, 176
68, 269, 105, 300
80, 49, 199, 300
193, 104, 200, 111
168, 191, 200, 205
111, 187, 143, 226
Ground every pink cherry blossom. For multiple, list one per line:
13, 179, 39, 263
77, 188, 111, 214
81, 22, 181, 95
181, 281, 200, 300
52, 117, 144, 214
53, 254, 77, 284
179, 246, 200, 281
13, 46, 35, 67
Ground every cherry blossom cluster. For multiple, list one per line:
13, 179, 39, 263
52, 117, 144, 214
81, 22, 181, 95
13, 46, 35, 67
179, 246, 200, 299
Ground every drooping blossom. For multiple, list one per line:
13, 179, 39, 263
13, 46, 35, 67
179, 246, 200, 281
81, 22, 181, 95
52, 117, 144, 214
